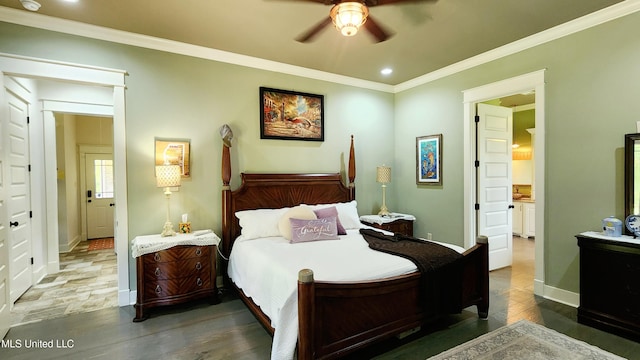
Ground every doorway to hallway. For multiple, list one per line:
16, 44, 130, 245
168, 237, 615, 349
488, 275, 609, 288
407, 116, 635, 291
463, 70, 546, 296
0, 52, 128, 339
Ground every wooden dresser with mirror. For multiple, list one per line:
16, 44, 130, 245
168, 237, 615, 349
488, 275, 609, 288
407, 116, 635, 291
576, 133, 640, 341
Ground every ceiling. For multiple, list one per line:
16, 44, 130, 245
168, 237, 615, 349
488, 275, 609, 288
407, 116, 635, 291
0, 0, 626, 85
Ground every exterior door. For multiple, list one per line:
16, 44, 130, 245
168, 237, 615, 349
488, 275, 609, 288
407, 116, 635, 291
477, 103, 513, 270
85, 153, 114, 239
5, 89, 32, 304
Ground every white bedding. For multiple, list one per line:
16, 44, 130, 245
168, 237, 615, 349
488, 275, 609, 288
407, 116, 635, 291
228, 227, 464, 360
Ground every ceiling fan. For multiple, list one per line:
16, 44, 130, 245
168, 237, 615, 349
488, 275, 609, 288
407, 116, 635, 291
285, 0, 435, 43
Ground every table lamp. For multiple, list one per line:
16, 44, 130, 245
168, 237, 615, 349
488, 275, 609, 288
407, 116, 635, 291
156, 164, 181, 237
376, 165, 391, 216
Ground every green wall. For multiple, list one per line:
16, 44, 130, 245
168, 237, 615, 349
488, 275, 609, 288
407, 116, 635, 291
394, 11, 640, 292
2, 9, 640, 295
514, 109, 535, 150
0, 22, 395, 289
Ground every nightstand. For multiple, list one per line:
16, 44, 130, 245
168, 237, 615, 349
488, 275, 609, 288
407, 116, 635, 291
132, 230, 221, 322
360, 213, 416, 237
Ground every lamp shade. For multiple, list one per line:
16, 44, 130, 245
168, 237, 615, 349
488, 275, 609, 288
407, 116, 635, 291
376, 166, 391, 184
156, 165, 181, 188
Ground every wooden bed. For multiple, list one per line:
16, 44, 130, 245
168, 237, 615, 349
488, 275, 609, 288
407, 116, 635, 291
220, 136, 489, 360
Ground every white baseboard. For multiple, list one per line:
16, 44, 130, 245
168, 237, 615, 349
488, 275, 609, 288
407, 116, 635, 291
32, 265, 47, 284
58, 235, 81, 253
534, 278, 545, 296
119, 289, 134, 307
47, 259, 59, 274
542, 283, 579, 308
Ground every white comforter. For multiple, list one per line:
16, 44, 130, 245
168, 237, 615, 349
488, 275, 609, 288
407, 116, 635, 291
227, 228, 463, 360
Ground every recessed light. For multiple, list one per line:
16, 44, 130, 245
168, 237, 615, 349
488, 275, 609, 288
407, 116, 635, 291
20, 0, 41, 11
380, 68, 393, 76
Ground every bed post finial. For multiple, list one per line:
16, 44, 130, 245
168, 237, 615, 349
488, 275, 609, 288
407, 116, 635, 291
221, 125, 233, 260
298, 269, 315, 360
348, 135, 356, 188
221, 125, 233, 190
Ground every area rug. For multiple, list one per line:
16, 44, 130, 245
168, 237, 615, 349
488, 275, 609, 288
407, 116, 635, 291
88, 237, 114, 251
428, 319, 625, 360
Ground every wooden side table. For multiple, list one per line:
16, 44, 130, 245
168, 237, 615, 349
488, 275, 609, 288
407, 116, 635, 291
132, 231, 220, 322
360, 214, 415, 237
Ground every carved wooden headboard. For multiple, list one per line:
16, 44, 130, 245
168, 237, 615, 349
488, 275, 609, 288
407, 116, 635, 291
220, 136, 356, 259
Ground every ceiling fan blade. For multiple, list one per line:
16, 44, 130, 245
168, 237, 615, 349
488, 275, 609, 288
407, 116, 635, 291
264, 0, 336, 4
296, 17, 333, 43
366, 0, 437, 6
363, 16, 393, 42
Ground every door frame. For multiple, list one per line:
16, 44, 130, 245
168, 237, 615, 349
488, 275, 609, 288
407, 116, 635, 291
0, 53, 130, 306
463, 70, 546, 296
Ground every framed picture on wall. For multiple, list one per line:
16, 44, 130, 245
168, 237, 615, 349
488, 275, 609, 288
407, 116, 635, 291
259, 87, 324, 141
416, 134, 442, 185
155, 138, 191, 178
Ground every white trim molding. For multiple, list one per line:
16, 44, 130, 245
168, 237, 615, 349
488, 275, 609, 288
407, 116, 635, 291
1, 2, 640, 93
0, 53, 131, 307
395, 0, 640, 92
543, 284, 580, 308
0, 7, 392, 93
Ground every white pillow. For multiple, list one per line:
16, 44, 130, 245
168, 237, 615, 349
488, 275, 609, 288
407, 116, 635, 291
305, 200, 361, 229
278, 206, 317, 240
235, 207, 290, 240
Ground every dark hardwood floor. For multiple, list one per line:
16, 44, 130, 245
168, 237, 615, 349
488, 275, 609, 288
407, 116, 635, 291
2, 237, 639, 359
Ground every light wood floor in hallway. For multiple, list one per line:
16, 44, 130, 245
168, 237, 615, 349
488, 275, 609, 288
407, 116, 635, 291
3, 236, 640, 359
10, 240, 117, 326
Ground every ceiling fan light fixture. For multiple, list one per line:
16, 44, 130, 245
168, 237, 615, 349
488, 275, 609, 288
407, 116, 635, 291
330, 2, 369, 37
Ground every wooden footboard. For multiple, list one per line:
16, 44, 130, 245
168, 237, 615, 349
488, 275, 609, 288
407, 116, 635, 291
460, 235, 489, 318
220, 135, 489, 359
297, 236, 489, 360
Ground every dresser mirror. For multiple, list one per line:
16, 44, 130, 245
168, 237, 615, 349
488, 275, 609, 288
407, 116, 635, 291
624, 133, 640, 231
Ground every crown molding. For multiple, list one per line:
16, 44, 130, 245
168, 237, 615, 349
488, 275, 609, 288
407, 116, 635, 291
0, 6, 394, 93
394, 0, 640, 93
514, 103, 536, 112
1, 1, 639, 94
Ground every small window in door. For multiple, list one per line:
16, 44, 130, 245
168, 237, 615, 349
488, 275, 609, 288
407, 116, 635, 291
94, 159, 114, 199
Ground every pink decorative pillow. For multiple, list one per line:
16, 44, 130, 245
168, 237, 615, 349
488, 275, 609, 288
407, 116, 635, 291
289, 217, 339, 243
313, 206, 346, 235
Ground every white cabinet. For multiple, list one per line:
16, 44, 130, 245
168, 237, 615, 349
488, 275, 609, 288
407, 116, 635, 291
512, 202, 523, 235
512, 201, 535, 238
523, 202, 535, 237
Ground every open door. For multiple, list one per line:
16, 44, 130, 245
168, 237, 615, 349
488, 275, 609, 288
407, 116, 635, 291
5, 87, 32, 304
0, 75, 10, 338
477, 103, 513, 271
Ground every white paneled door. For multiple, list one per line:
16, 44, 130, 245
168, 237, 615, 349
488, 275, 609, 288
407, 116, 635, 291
477, 103, 513, 271
6, 88, 32, 304
0, 76, 10, 338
